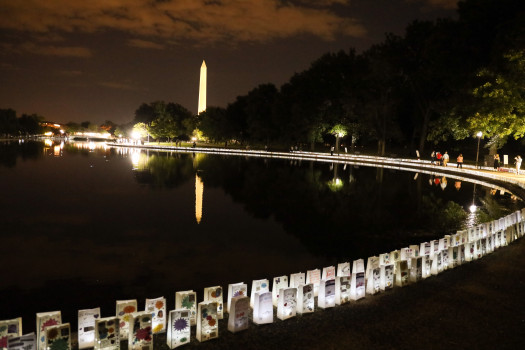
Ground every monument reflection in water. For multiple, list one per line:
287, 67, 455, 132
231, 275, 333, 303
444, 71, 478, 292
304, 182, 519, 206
0, 140, 521, 332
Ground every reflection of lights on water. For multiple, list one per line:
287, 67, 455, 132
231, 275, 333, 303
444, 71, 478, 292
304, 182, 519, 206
88, 142, 96, 150
328, 177, 343, 191
131, 152, 140, 168
44, 139, 53, 147
53, 145, 61, 156
195, 174, 203, 224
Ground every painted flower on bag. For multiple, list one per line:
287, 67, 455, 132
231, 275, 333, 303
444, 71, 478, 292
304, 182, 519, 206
135, 327, 151, 341
173, 318, 188, 331
42, 319, 59, 331
182, 296, 194, 309
123, 306, 136, 314
50, 338, 69, 350
0, 336, 8, 349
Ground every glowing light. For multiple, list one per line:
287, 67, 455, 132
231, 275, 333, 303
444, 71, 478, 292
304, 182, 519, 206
476, 131, 482, 137
45, 131, 53, 136
44, 139, 53, 147
132, 131, 141, 139
53, 145, 61, 156
198, 60, 207, 114
469, 204, 477, 213
195, 174, 203, 224
131, 152, 140, 168
59, 129, 65, 134
328, 177, 343, 191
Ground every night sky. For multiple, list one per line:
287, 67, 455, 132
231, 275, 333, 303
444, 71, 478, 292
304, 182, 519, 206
0, 0, 456, 124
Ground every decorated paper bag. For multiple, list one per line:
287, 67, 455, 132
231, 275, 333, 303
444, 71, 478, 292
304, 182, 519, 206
167, 310, 190, 349
253, 292, 273, 325
78, 308, 100, 349
227, 296, 250, 333
94, 317, 120, 350
175, 291, 197, 326
296, 284, 314, 315
204, 286, 224, 319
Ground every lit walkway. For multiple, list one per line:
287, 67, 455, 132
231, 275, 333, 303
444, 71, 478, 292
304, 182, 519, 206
109, 142, 525, 190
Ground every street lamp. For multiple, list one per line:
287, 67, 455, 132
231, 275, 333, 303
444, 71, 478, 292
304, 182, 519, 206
475, 131, 482, 169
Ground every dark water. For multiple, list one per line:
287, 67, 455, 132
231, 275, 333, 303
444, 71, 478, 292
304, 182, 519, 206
0, 140, 521, 331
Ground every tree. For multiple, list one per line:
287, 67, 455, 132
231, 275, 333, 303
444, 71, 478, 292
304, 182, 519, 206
18, 114, 43, 135
100, 120, 117, 135
244, 84, 279, 144
0, 109, 18, 136
166, 103, 195, 139
134, 103, 156, 125
198, 107, 228, 143
330, 124, 347, 153
467, 50, 525, 148
132, 122, 149, 140
355, 38, 404, 155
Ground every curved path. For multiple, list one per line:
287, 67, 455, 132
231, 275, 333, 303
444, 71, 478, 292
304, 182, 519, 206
108, 144, 525, 350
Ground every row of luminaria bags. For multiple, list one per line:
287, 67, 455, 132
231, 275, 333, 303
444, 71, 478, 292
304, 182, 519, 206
2, 208, 524, 349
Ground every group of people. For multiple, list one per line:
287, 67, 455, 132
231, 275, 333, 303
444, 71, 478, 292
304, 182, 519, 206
431, 151, 461, 168
493, 154, 522, 174
431, 150, 523, 174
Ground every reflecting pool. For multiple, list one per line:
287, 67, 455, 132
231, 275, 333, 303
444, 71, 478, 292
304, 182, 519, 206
0, 140, 522, 330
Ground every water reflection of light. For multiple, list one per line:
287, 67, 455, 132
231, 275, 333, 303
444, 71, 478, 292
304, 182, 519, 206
131, 152, 140, 169
328, 177, 343, 191
70, 141, 108, 151
195, 174, 203, 224
44, 139, 53, 147
53, 145, 61, 156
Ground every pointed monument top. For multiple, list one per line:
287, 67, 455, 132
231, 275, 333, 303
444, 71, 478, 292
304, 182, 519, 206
201, 60, 206, 67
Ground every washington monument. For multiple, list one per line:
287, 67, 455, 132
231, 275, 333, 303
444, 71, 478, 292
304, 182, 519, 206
198, 60, 207, 114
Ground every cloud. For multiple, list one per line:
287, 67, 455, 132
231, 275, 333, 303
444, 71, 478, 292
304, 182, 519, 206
127, 39, 165, 50
58, 70, 83, 77
6, 42, 92, 57
0, 0, 366, 46
406, 0, 458, 10
0, 62, 18, 71
98, 80, 142, 91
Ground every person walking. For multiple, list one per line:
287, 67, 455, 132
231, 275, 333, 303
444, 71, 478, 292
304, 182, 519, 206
431, 150, 436, 164
443, 151, 450, 166
515, 155, 522, 175
457, 154, 463, 168
494, 154, 500, 171
436, 152, 442, 166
